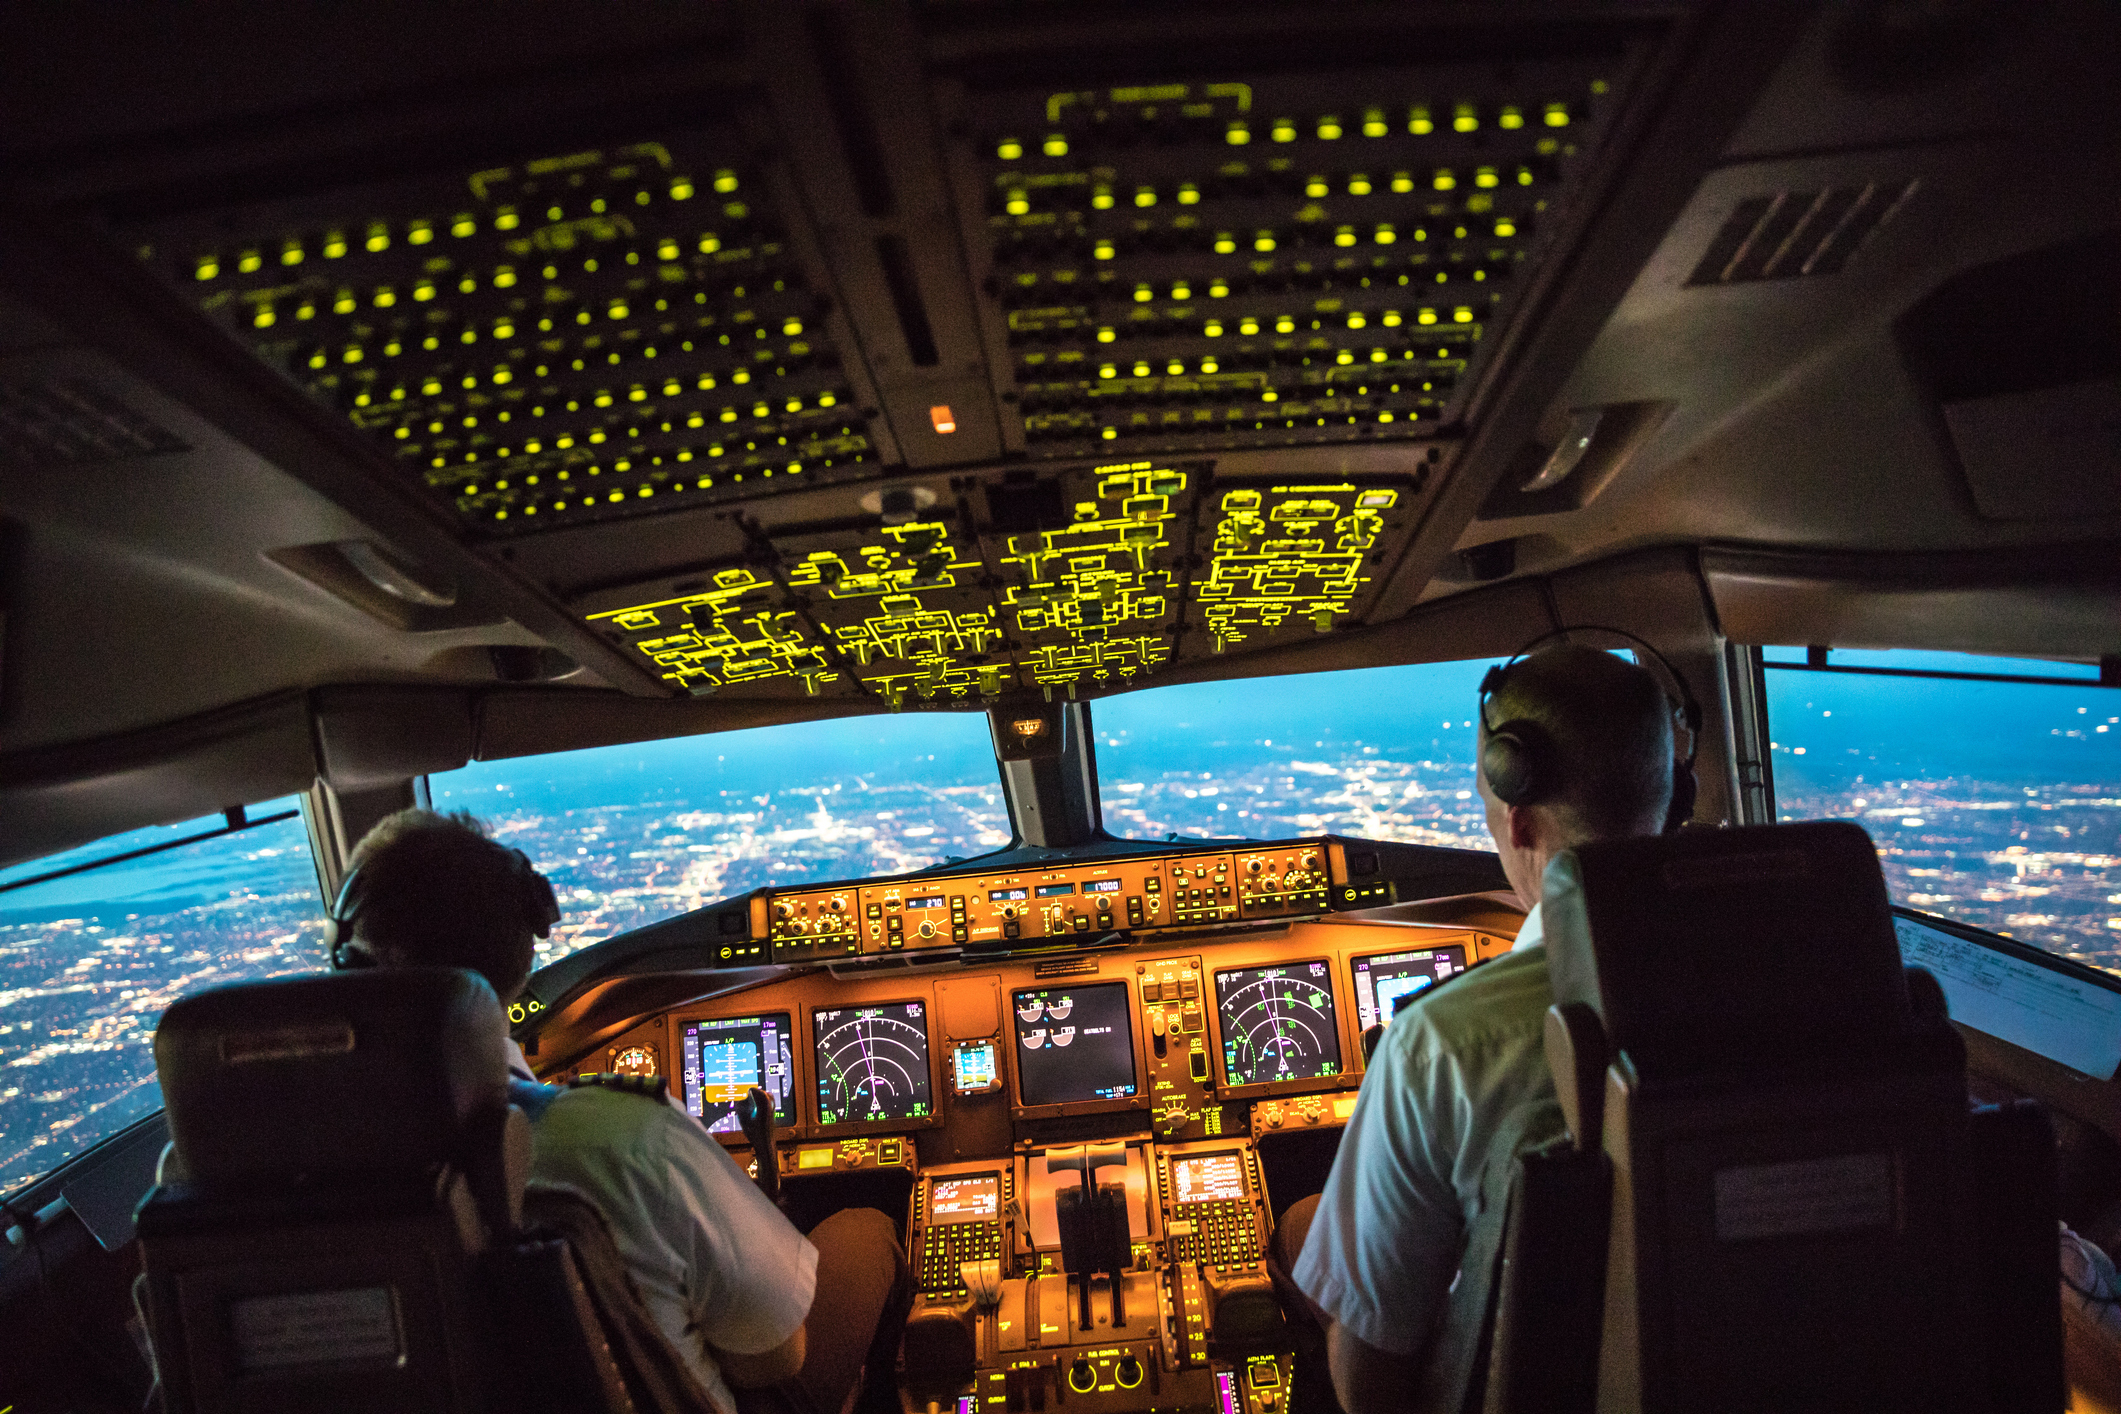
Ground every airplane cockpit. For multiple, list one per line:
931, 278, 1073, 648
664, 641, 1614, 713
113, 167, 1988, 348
3, 1, 2120, 1410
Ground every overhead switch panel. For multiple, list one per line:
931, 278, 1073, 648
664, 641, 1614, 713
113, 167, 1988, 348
948, 56, 1616, 458
134, 129, 877, 536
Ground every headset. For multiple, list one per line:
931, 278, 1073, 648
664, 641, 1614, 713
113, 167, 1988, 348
326, 843, 560, 970
1477, 626, 1703, 835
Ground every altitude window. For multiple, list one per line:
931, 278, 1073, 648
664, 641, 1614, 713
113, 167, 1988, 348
427, 714, 1008, 970
0, 799, 319, 1201
1092, 658, 1504, 845
1762, 647, 2121, 976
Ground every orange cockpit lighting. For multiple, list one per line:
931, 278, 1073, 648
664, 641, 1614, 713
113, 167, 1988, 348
930, 404, 957, 434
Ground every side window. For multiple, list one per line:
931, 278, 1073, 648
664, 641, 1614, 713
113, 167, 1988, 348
0, 799, 322, 1201
1762, 648, 2121, 977
1093, 659, 1505, 845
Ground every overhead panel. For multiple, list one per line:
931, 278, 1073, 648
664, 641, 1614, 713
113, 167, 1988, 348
941, 49, 1620, 460
131, 126, 879, 537
572, 452, 1428, 704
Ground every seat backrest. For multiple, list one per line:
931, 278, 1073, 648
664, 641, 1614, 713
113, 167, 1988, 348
1530, 821, 2054, 1414
136, 969, 639, 1414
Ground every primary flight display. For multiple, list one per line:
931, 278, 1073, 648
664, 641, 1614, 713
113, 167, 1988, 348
680, 1012, 796, 1133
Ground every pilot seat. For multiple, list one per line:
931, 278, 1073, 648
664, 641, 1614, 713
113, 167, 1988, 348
135, 967, 716, 1414
1470, 820, 2062, 1414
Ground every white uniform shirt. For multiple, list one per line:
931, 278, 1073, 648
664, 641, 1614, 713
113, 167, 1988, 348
507, 1042, 817, 1414
1290, 905, 1563, 1355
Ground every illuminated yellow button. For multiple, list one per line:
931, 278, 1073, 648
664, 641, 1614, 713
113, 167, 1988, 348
1408, 106, 1434, 135
997, 138, 1023, 160
1544, 103, 1571, 128
1225, 121, 1250, 145
1042, 134, 1068, 157
1453, 104, 1479, 133
1316, 117, 1342, 140
1270, 119, 1296, 142
713, 169, 739, 193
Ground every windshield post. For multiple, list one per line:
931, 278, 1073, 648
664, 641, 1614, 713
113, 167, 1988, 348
986, 698, 1106, 849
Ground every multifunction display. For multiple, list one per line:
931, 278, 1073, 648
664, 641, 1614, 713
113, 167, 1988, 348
1215, 961, 1343, 1087
1172, 1152, 1247, 1205
1013, 981, 1138, 1106
813, 1001, 934, 1126
930, 1174, 1001, 1223
680, 1013, 795, 1134
1351, 946, 1468, 1030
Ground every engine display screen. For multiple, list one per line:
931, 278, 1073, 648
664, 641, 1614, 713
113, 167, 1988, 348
813, 1001, 933, 1126
1172, 1152, 1247, 1205
1215, 961, 1342, 1087
680, 1013, 795, 1134
1351, 947, 1467, 1030
930, 1174, 1000, 1223
1013, 981, 1137, 1105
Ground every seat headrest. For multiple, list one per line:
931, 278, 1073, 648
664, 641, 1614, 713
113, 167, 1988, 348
1542, 821, 1913, 1073
154, 968, 510, 1186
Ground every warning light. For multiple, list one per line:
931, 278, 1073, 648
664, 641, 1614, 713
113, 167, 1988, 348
930, 405, 957, 434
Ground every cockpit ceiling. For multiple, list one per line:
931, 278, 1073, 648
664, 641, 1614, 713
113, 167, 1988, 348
73, 21, 1643, 707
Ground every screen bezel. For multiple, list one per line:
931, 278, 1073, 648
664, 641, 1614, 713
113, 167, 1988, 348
678, 1010, 799, 1142
809, 997, 944, 1135
1348, 945, 1469, 1032
1008, 978, 1148, 1120
1209, 956, 1351, 1100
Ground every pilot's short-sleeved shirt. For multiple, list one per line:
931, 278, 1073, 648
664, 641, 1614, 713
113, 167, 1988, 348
1291, 905, 1564, 1356
509, 1045, 817, 1414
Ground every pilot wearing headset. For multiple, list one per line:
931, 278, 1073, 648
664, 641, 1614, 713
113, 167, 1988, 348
329, 809, 911, 1414
1276, 637, 1698, 1414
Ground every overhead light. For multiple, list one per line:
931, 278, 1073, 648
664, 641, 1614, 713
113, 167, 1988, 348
930, 405, 957, 434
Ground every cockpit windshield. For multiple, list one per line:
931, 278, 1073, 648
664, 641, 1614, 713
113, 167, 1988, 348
427, 713, 1008, 970
1092, 658, 1505, 845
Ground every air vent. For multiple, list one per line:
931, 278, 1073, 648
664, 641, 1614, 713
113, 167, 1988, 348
131, 132, 877, 537
1686, 179, 1918, 285
0, 380, 188, 464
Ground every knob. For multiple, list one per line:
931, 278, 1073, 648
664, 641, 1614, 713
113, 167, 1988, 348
830, 898, 845, 912
1116, 1356, 1143, 1389
1069, 1359, 1097, 1394
918, 920, 936, 939
773, 901, 793, 921
1247, 859, 1262, 873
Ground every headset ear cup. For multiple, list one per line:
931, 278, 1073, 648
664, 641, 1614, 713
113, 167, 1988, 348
1482, 730, 1536, 806
1663, 759, 1699, 834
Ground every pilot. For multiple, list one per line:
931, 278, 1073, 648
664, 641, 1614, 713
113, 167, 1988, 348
333, 808, 912, 1414
1275, 644, 1685, 1412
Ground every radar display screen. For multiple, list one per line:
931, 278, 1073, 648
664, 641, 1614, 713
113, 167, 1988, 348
1215, 961, 1342, 1087
1013, 981, 1137, 1106
680, 1014, 795, 1135
813, 1001, 934, 1126
930, 1174, 1000, 1223
1172, 1152, 1247, 1205
1351, 947, 1467, 1031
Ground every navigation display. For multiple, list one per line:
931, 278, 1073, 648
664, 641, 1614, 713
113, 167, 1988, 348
1172, 1152, 1247, 1204
930, 1174, 1000, 1223
680, 1013, 795, 1134
1350, 947, 1467, 1030
1013, 981, 1137, 1105
1215, 961, 1342, 1087
813, 1001, 934, 1126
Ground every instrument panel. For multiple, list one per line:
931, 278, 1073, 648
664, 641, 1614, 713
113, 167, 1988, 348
581, 908, 1518, 1144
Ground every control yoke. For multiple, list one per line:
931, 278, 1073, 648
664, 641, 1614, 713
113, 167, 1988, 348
1048, 1141, 1132, 1332
735, 1086, 782, 1206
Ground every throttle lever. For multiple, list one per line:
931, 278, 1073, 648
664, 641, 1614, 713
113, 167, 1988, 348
735, 1085, 783, 1206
